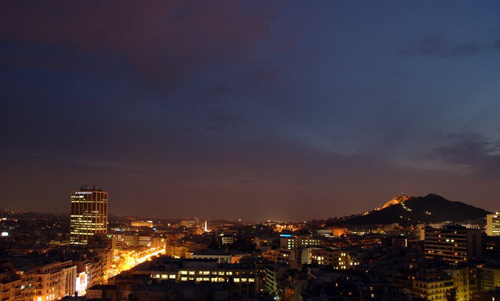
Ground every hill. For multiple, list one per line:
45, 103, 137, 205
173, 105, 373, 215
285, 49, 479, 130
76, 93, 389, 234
328, 194, 490, 226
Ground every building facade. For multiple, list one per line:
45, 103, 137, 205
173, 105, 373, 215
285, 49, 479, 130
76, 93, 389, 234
479, 267, 500, 292
279, 234, 322, 250
0, 261, 79, 301
125, 257, 259, 297
0, 272, 23, 301
70, 186, 108, 245
30, 261, 77, 301
412, 268, 454, 301
311, 248, 359, 270
486, 213, 500, 236
424, 225, 482, 264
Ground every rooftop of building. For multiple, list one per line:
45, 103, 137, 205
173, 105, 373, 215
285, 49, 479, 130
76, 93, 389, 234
131, 256, 256, 272
192, 249, 242, 256
86, 284, 117, 291
77, 184, 104, 192
426, 224, 481, 231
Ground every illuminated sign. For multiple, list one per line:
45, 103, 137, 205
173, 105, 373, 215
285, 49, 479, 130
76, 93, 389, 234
280, 234, 292, 237
75, 272, 88, 296
1, 232, 8, 237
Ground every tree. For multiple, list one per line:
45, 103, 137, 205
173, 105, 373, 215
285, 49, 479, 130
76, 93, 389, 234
445, 287, 457, 301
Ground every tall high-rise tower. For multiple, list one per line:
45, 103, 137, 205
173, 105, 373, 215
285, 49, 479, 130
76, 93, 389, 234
70, 185, 108, 244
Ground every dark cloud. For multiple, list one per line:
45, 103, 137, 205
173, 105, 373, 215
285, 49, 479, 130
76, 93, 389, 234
397, 35, 498, 58
199, 86, 235, 102
245, 67, 279, 89
210, 113, 244, 127
433, 132, 500, 177
494, 39, 500, 49
0, 1, 274, 87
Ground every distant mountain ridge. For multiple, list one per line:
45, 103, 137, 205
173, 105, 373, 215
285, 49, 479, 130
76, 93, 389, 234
328, 194, 490, 226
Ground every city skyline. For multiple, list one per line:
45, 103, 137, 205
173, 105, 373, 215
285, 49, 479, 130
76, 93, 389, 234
1, 1, 500, 220
0, 187, 496, 223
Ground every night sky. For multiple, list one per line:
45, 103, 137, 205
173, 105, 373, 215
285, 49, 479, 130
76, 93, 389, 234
1, 1, 500, 220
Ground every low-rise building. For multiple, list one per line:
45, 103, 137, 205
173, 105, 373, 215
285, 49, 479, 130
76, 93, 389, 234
28, 260, 77, 301
479, 266, 500, 292
311, 248, 359, 270
0, 271, 23, 301
191, 249, 244, 264
131, 220, 154, 228
124, 256, 259, 297
280, 234, 322, 250
412, 268, 454, 301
